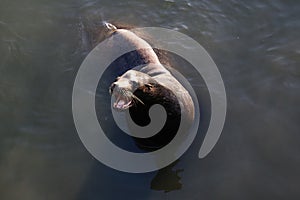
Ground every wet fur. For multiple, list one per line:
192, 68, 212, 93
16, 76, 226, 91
108, 27, 195, 150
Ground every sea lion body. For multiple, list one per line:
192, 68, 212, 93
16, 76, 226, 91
107, 27, 195, 149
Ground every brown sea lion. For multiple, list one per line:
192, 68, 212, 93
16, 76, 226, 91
106, 24, 195, 149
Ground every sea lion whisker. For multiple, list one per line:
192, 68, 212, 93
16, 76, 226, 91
119, 89, 132, 97
131, 94, 144, 105
113, 88, 144, 106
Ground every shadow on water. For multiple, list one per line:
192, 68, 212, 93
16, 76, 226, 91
150, 160, 184, 193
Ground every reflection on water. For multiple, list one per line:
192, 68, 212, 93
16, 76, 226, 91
0, 0, 299, 199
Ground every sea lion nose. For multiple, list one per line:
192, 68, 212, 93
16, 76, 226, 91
109, 83, 116, 95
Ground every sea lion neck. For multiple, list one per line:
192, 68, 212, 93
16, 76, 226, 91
129, 83, 181, 150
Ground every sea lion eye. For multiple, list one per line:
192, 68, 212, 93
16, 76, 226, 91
126, 77, 137, 88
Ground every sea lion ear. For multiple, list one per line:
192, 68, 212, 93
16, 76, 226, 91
144, 83, 154, 89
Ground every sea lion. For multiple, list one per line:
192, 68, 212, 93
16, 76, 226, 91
107, 24, 195, 149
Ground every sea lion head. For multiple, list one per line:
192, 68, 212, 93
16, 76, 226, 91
109, 69, 183, 150
109, 68, 195, 150
109, 70, 154, 111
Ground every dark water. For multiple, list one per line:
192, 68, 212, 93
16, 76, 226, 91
0, 0, 299, 199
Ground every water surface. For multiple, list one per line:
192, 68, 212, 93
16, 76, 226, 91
0, 0, 299, 199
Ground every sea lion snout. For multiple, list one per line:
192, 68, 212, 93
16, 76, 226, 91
109, 71, 148, 111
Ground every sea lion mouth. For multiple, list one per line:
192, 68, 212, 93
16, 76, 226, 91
113, 91, 133, 110
111, 88, 144, 111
